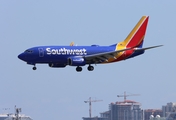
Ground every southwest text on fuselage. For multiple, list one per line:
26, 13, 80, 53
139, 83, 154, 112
46, 48, 87, 55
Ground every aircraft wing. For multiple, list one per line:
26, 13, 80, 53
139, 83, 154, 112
84, 47, 133, 63
84, 45, 163, 63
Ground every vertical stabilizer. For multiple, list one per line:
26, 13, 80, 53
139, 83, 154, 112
117, 16, 149, 49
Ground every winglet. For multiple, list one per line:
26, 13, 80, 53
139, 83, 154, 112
117, 16, 149, 49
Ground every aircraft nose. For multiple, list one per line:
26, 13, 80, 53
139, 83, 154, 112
18, 53, 26, 61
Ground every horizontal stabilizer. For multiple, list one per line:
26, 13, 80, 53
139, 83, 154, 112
135, 45, 163, 51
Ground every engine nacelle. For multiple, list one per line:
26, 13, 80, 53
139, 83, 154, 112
68, 57, 86, 66
48, 63, 66, 68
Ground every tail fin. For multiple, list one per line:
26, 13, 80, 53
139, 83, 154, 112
117, 16, 149, 49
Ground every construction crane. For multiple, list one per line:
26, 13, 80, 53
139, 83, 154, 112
13, 106, 22, 120
84, 97, 103, 118
117, 91, 140, 102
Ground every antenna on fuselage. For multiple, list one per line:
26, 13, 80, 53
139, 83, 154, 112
70, 42, 74, 46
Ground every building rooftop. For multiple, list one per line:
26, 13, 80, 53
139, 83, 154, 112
144, 109, 162, 112
110, 100, 141, 105
100, 111, 109, 114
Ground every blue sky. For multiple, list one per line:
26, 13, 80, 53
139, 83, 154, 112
0, 0, 176, 120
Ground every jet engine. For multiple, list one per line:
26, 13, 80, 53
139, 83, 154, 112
68, 57, 86, 66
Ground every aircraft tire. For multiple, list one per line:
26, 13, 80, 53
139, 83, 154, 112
76, 66, 82, 72
33, 66, 37, 70
88, 66, 94, 71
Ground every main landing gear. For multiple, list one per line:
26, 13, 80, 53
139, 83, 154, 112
76, 65, 94, 72
87, 65, 94, 71
76, 66, 82, 72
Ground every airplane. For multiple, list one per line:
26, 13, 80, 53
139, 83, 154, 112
18, 16, 162, 72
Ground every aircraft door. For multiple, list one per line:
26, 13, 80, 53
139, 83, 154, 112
38, 48, 44, 57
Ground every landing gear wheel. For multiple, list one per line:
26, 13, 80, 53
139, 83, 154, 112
87, 65, 94, 71
33, 66, 37, 70
76, 66, 82, 72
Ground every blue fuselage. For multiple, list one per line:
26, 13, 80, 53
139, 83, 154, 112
18, 45, 116, 65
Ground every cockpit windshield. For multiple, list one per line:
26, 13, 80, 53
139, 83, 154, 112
24, 49, 33, 53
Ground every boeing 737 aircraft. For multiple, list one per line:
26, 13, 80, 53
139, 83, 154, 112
18, 16, 162, 72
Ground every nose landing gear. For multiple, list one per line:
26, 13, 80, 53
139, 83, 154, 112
32, 65, 37, 70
